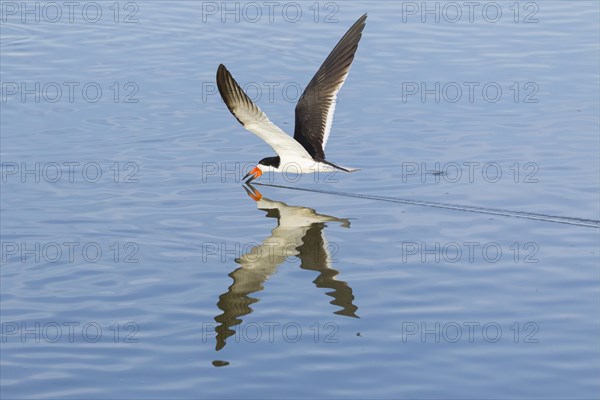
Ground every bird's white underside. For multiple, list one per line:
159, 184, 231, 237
244, 119, 312, 161
243, 111, 343, 173
259, 161, 338, 174
243, 73, 348, 174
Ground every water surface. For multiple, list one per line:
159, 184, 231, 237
1, 1, 599, 398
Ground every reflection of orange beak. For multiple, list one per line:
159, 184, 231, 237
242, 184, 263, 201
242, 166, 262, 183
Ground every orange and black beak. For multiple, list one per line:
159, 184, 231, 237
243, 183, 263, 201
242, 166, 262, 183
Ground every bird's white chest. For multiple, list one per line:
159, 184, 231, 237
263, 160, 335, 175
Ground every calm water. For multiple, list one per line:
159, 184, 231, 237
1, 1, 599, 398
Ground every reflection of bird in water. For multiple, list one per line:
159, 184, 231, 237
214, 184, 358, 350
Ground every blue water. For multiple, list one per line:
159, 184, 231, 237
1, 1, 599, 398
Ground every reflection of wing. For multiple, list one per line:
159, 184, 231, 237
214, 201, 303, 351
297, 223, 358, 318
214, 193, 356, 350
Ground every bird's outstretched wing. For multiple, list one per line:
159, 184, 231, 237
217, 64, 312, 160
293, 13, 367, 160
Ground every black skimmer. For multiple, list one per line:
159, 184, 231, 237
216, 14, 367, 183
214, 184, 358, 350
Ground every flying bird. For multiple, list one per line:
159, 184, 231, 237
216, 13, 367, 183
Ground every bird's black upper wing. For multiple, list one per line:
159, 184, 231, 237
293, 14, 367, 160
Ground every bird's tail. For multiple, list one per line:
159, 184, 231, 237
338, 166, 360, 173
319, 159, 360, 173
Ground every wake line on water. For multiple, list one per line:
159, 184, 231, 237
254, 183, 600, 229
